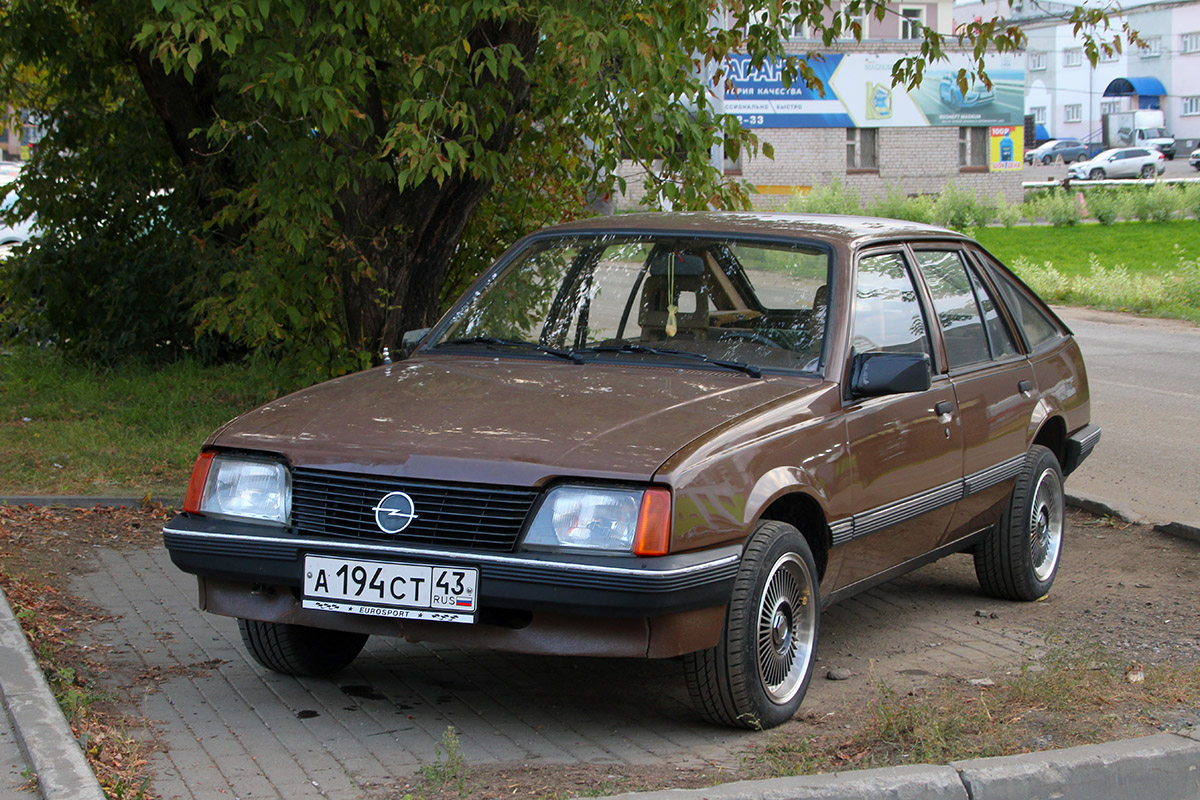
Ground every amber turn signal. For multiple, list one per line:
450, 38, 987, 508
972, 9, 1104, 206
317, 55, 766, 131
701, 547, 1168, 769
632, 487, 672, 556
182, 451, 215, 514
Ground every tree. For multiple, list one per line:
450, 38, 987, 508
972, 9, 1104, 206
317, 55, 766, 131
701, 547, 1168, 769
0, 0, 1136, 375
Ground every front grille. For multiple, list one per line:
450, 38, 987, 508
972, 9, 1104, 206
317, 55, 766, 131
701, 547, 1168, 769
290, 468, 539, 552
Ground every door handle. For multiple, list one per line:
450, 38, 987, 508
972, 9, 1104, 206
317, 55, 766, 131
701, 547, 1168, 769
1018, 380, 1033, 396
935, 400, 954, 418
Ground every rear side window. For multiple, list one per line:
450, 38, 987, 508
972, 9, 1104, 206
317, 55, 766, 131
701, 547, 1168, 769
975, 252, 1062, 350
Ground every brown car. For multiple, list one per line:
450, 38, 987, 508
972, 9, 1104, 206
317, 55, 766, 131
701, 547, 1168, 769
164, 212, 1099, 729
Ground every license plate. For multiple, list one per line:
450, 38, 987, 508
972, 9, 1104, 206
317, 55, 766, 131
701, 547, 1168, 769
302, 555, 478, 624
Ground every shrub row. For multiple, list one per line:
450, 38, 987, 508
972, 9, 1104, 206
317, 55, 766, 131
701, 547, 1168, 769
783, 181, 1200, 230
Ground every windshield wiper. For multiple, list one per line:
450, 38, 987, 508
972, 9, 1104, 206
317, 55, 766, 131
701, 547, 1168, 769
435, 336, 583, 363
573, 344, 762, 379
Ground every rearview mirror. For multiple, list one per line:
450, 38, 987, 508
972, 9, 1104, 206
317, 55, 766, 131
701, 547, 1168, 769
850, 352, 932, 398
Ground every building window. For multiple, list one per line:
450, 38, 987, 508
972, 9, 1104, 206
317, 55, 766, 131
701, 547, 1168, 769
841, 2, 866, 39
1182, 32, 1200, 54
1099, 48, 1119, 63
959, 126, 988, 167
1029, 52, 1047, 71
1140, 37, 1162, 58
1100, 100, 1122, 115
1063, 48, 1083, 67
900, 7, 923, 40
1030, 106, 1047, 124
1183, 96, 1200, 116
846, 128, 878, 170
787, 18, 810, 39
1064, 104, 1082, 123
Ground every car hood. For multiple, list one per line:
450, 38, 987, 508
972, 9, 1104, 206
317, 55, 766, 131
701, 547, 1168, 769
209, 354, 817, 486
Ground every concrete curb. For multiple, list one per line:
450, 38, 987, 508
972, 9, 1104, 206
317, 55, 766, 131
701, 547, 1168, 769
0, 584, 105, 800
0, 496, 179, 509
599, 734, 1200, 800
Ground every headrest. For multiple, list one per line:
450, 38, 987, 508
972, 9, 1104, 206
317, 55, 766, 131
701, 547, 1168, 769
646, 251, 706, 278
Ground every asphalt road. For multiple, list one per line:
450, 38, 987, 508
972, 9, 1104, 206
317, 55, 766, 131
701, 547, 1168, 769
1055, 305, 1200, 527
1021, 154, 1198, 182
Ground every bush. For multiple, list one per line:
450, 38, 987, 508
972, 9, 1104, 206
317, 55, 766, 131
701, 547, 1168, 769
1084, 189, 1124, 225
784, 180, 863, 215
1184, 183, 1200, 221
1128, 183, 1182, 223
1039, 192, 1083, 227
867, 186, 934, 224
994, 193, 1022, 227
931, 185, 983, 231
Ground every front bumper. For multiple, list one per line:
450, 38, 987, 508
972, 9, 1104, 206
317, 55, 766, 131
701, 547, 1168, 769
163, 514, 741, 620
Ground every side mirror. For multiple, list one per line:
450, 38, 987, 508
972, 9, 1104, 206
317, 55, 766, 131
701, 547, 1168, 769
850, 351, 932, 398
400, 327, 431, 359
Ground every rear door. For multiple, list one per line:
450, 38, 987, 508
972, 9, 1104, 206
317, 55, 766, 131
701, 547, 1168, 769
911, 247, 1036, 545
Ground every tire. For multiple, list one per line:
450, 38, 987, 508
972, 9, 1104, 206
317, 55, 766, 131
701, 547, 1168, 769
1088, 168, 1105, 180
974, 445, 1064, 602
238, 619, 368, 676
1140, 164, 1155, 178
683, 520, 819, 729
1041, 155, 1053, 165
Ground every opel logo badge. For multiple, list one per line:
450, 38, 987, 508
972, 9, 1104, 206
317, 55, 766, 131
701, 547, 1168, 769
373, 491, 418, 533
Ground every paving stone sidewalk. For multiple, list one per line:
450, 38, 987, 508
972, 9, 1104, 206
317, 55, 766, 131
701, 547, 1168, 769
65, 543, 1058, 800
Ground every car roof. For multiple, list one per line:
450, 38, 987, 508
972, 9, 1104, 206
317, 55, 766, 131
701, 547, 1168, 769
540, 212, 969, 251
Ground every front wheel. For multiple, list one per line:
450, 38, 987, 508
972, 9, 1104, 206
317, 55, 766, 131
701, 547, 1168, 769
238, 619, 369, 676
974, 445, 1064, 602
683, 520, 819, 729
1088, 168, 1105, 180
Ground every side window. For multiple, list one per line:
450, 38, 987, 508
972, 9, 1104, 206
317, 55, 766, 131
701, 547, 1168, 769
915, 250, 989, 369
976, 252, 1062, 350
852, 253, 931, 357
966, 264, 1020, 359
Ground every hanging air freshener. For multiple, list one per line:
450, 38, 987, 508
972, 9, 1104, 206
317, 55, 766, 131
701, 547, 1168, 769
665, 251, 678, 337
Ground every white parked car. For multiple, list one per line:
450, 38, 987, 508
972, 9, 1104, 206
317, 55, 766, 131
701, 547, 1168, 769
1067, 147, 1165, 180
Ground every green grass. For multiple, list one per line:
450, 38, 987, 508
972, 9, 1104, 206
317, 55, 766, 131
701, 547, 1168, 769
976, 221, 1200, 325
974, 220, 1200, 278
0, 347, 283, 497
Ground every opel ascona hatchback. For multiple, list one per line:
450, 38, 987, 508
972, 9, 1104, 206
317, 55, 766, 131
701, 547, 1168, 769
165, 212, 1099, 729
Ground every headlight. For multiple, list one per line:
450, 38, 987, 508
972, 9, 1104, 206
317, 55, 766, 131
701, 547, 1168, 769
183, 452, 291, 524
522, 486, 671, 556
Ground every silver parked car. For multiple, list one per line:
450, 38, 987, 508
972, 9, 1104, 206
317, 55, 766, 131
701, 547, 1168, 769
1024, 139, 1088, 165
1067, 147, 1165, 180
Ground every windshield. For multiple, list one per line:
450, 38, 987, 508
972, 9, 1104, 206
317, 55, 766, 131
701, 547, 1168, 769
429, 234, 832, 373
1142, 128, 1168, 138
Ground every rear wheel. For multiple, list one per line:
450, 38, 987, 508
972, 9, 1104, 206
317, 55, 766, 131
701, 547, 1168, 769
238, 619, 368, 676
974, 445, 1064, 602
1140, 164, 1155, 178
684, 520, 819, 729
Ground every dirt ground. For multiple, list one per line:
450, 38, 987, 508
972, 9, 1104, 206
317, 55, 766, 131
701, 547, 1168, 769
1, 503, 1198, 799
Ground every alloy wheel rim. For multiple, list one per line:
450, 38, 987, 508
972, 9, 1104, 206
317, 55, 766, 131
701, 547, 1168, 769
1029, 469, 1063, 582
756, 553, 816, 704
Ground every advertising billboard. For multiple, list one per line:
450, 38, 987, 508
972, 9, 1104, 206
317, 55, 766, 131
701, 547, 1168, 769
724, 52, 1024, 129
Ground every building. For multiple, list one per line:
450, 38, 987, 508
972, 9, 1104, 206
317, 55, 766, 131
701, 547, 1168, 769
955, 0, 1200, 151
617, 1, 1028, 208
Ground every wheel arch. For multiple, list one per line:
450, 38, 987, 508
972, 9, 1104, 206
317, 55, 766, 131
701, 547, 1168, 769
1032, 414, 1068, 470
750, 485, 830, 583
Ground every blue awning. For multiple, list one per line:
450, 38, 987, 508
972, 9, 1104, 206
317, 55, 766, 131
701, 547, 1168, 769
1103, 76, 1167, 97
1035, 124, 1049, 141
